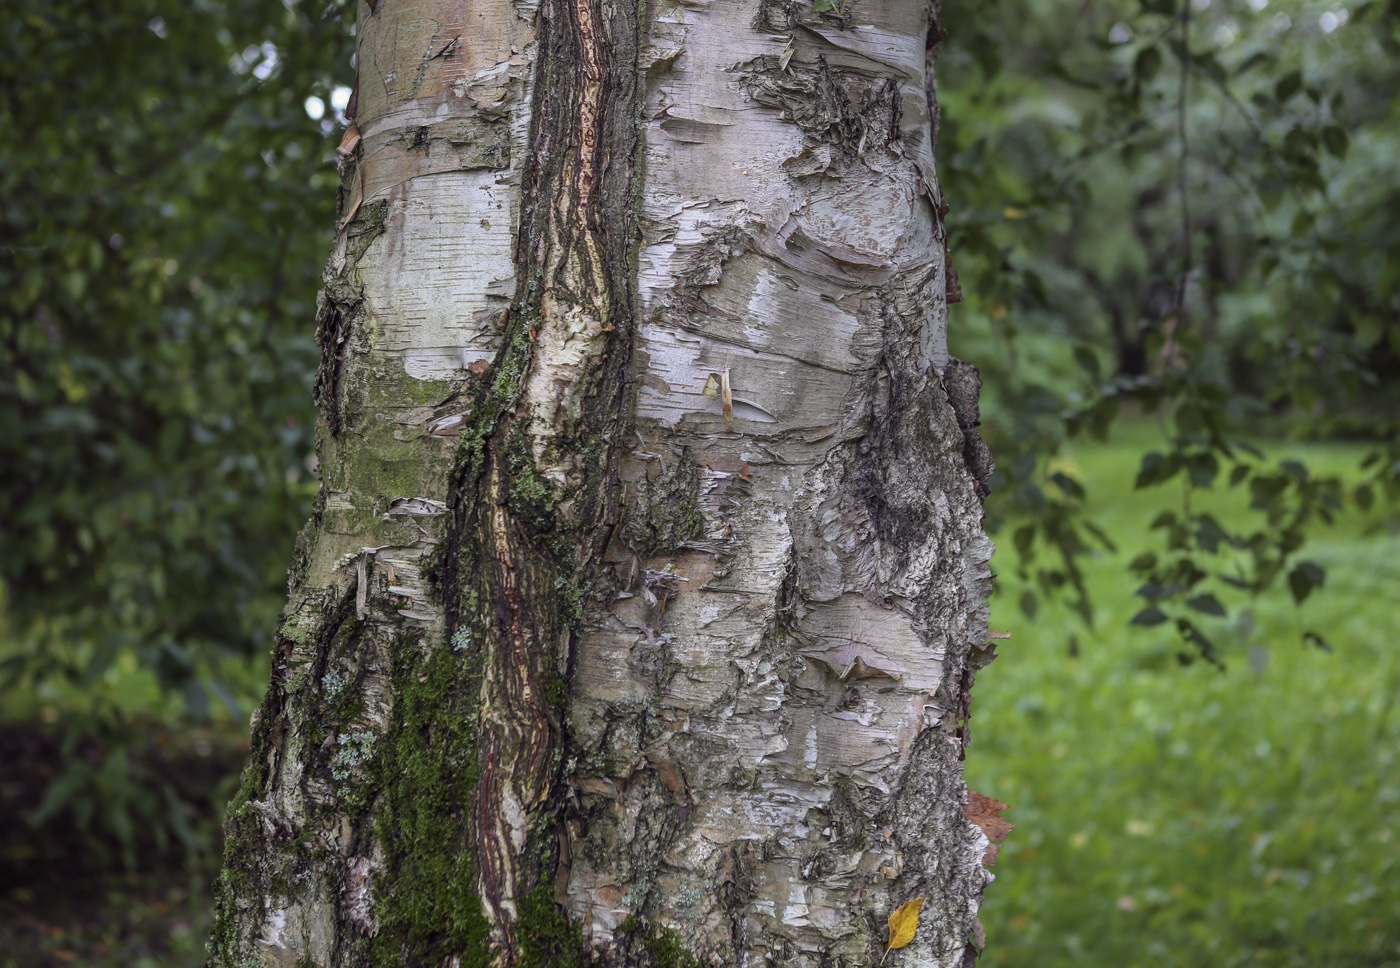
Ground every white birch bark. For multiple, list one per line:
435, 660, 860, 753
564, 3, 995, 965
211, 2, 999, 967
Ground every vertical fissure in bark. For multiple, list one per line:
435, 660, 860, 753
419, 0, 646, 963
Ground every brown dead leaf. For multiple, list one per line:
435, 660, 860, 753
945, 244, 963, 304
964, 789, 1013, 866
699, 460, 752, 482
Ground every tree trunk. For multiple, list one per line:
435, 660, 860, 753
210, 1, 999, 967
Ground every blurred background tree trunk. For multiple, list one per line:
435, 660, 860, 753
210, 1, 998, 966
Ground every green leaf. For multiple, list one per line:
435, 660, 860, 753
1050, 472, 1086, 501
30, 763, 92, 827
1283, 126, 1316, 161
1194, 51, 1227, 84
1320, 125, 1349, 159
1082, 520, 1117, 553
1014, 524, 1036, 558
1019, 591, 1039, 620
1176, 619, 1221, 667
1195, 516, 1229, 554
1149, 511, 1177, 530
1185, 594, 1226, 617
1135, 452, 1165, 488
1186, 453, 1219, 488
1130, 606, 1170, 627
1302, 631, 1333, 653
1355, 484, 1374, 511
1275, 70, 1303, 101
1287, 561, 1325, 604
1128, 551, 1158, 573
1134, 46, 1162, 82
1072, 344, 1103, 382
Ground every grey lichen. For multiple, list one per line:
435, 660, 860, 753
451, 627, 473, 652
322, 669, 349, 700
332, 729, 378, 781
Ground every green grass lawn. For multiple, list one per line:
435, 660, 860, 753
968, 422, 1400, 967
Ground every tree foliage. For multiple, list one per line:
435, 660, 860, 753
1, 0, 353, 711
0, 0, 353, 853
938, 0, 1400, 659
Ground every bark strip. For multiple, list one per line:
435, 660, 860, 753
210, 0, 643, 964
432, 0, 644, 962
559, 2, 997, 966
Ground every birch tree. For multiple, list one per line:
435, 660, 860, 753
211, 1, 1000, 965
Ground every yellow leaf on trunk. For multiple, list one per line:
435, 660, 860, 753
881, 896, 924, 964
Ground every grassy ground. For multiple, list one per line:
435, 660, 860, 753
967, 422, 1400, 967
1, 423, 1395, 967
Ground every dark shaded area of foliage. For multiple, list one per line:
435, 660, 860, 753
0, 0, 353, 713
0, 723, 245, 968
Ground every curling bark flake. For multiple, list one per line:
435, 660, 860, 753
211, 1, 999, 967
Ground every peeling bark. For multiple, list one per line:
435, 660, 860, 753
212, 1, 997, 967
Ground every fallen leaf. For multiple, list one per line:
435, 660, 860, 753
881, 896, 924, 963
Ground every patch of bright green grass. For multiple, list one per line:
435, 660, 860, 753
969, 421, 1400, 967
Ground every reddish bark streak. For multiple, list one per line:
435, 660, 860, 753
471, 0, 618, 959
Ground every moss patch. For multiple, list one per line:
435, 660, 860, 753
368, 630, 492, 968
517, 882, 587, 968
615, 916, 700, 968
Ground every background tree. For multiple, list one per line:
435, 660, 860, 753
936, 0, 1400, 652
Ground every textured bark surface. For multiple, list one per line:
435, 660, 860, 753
211, 1, 997, 967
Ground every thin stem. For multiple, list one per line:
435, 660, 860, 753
1175, 0, 1193, 324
